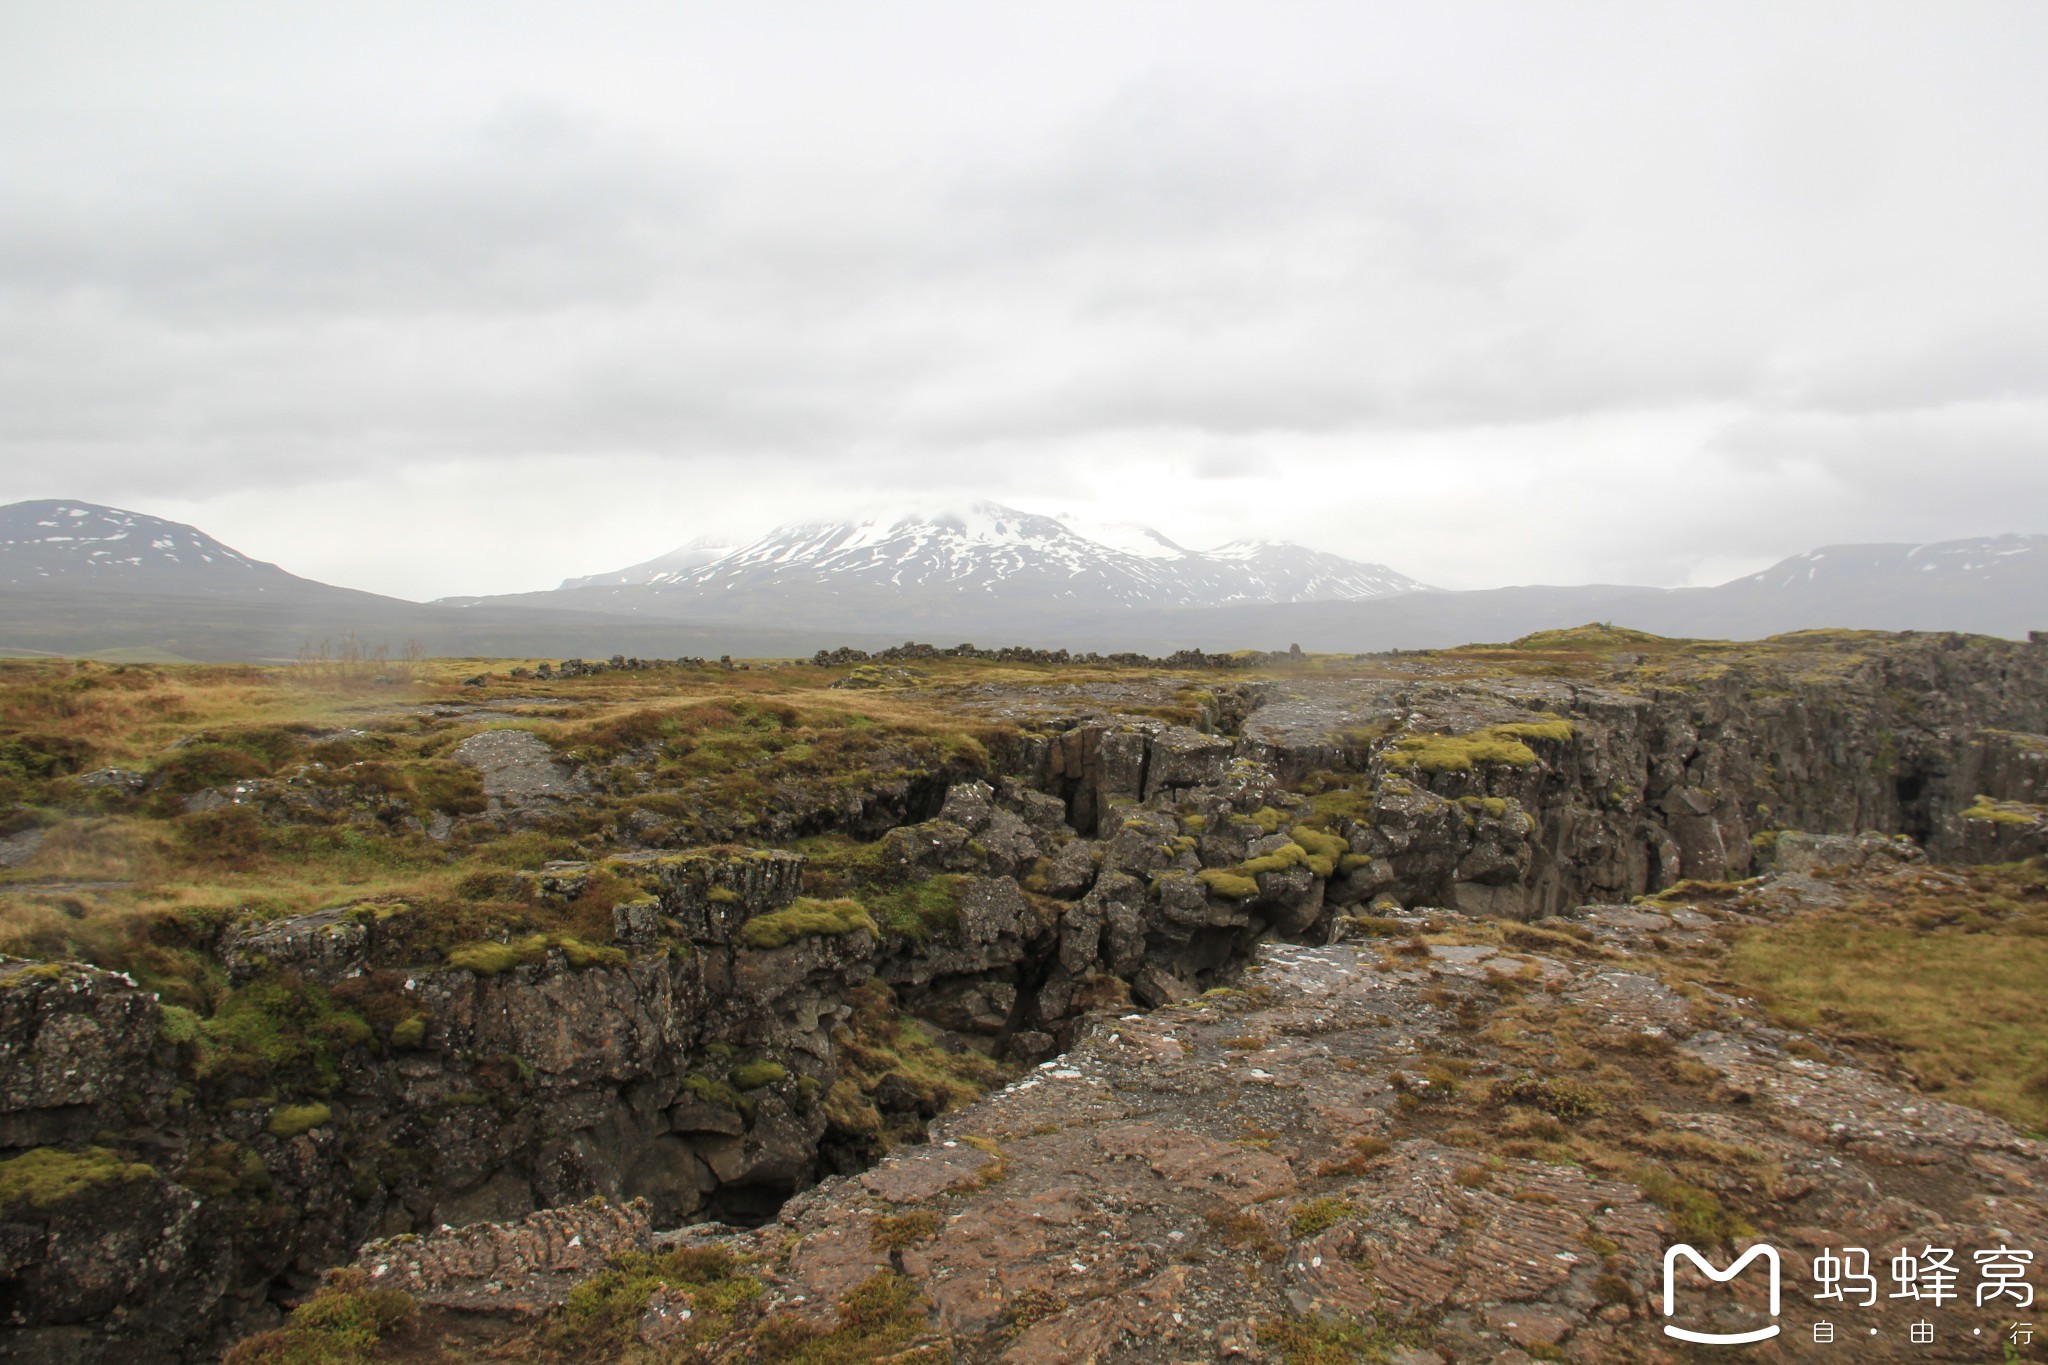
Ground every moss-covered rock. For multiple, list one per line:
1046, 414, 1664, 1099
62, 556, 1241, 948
729, 1060, 789, 1091
1374, 718, 1574, 776
0, 1146, 154, 1211
266, 1103, 332, 1139
740, 897, 876, 949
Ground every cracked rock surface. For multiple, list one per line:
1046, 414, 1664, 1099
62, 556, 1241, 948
359, 855, 2044, 1362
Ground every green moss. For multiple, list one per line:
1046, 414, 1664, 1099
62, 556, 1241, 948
870, 1211, 940, 1251
826, 981, 1010, 1150
268, 1103, 332, 1138
1489, 1074, 1607, 1121
741, 898, 877, 950
1289, 826, 1348, 877
0, 1146, 154, 1210
749, 1271, 932, 1362
197, 974, 373, 1098
684, 1074, 749, 1113
148, 742, 274, 797
1511, 623, 1667, 651
401, 759, 487, 816
1632, 1164, 1752, 1247
1346, 915, 1409, 937
730, 1060, 789, 1091
708, 886, 743, 904
1494, 719, 1575, 744
1380, 726, 1537, 772
1197, 868, 1260, 899
1, 962, 76, 987
1305, 785, 1375, 825
159, 1003, 203, 1045
558, 937, 629, 970
862, 875, 965, 942
182, 1142, 272, 1199
445, 934, 548, 975
1256, 1315, 1405, 1364
1375, 719, 1572, 775
222, 1267, 418, 1364
1247, 806, 1291, 834
444, 933, 626, 974
1983, 728, 2048, 756
1960, 795, 2043, 826
541, 1244, 763, 1355
1289, 1197, 1356, 1239
1238, 842, 1310, 877
389, 1016, 427, 1050
1337, 853, 1378, 876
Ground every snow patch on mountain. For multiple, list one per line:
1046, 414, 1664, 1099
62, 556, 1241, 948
557, 501, 1431, 613
1737, 536, 2046, 592
0, 500, 284, 587
559, 534, 739, 589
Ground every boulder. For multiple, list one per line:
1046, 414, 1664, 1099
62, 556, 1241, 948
1041, 839, 1100, 899
221, 906, 371, 985
1143, 726, 1234, 797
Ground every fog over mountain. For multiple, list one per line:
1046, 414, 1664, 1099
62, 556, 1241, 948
558, 536, 740, 591
2, 498, 2040, 662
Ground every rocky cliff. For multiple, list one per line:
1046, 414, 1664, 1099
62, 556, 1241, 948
1, 629, 2044, 1360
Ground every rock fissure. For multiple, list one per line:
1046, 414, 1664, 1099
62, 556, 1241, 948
0, 631, 2044, 1359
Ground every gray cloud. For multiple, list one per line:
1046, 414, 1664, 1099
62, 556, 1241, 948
1, 1, 2043, 598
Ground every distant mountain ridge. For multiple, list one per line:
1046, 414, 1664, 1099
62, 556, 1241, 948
557, 535, 740, 590
0, 500, 303, 591
471, 501, 1431, 625
0, 498, 2040, 661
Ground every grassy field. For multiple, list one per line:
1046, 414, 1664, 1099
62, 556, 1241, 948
1718, 862, 2048, 1135
0, 652, 1039, 998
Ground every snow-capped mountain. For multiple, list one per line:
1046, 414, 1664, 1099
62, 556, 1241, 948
0, 500, 300, 591
1728, 536, 2045, 594
5, 497, 2037, 660
536, 502, 1431, 622
557, 535, 740, 590
1663, 534, 2048, 639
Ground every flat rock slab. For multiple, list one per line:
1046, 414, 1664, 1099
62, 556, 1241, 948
858, 1142, 999, 1203
450, 729, 585, 806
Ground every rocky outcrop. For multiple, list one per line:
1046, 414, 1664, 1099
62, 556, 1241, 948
5, 631, 2048, 1360
324, 851, 2046, 1362
1022, 632, 2048, 921
351, 1198, 652, 1314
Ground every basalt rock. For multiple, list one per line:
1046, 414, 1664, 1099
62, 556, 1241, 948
384, 851, 2039, 1365
450, 728, 586, 815
8, 632, 2048, 1360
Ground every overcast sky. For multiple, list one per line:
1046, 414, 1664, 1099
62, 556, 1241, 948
2, 2, 2043, 600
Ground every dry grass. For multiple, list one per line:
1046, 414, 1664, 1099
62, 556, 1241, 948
1719, 861, 2048, 1135
0, 656, 1042, 984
